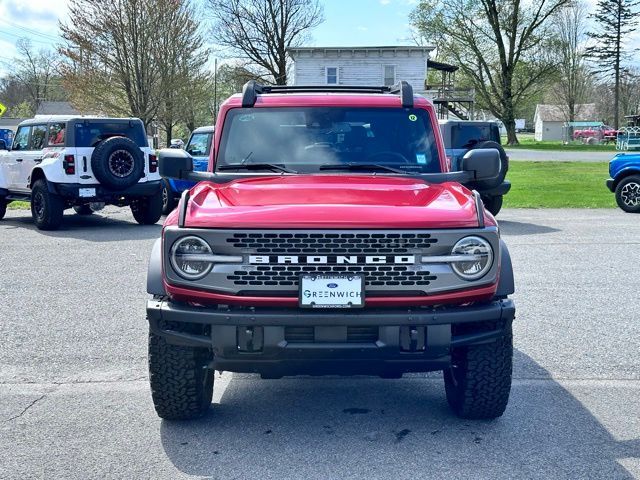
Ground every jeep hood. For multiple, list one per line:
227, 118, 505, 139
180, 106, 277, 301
171, 175, 490, 229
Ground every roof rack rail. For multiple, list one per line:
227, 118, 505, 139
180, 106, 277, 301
241, 80, 414, 108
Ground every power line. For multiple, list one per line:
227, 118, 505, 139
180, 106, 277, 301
0, 30, 54, 45
2, 20, 61, 42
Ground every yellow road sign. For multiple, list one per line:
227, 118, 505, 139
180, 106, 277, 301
0, 102, 6, 117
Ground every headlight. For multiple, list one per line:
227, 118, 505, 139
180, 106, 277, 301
170, 236, 214, 280
450, 236, 493, 280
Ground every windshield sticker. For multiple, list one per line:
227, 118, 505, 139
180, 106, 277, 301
408, 114, 417, 122
416, 153, 427, 164
238, 114, 255, 122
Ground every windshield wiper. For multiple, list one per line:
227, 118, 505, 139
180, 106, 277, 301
218, 163, 297, 174
319, 163, 406, 174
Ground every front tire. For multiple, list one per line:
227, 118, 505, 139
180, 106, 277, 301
73, 204, 94, 215
148, 324, 214, 420
161, 179, 177, 215
482, 195, 503, 216
131, 192, 163, 225
615, 175, 640, 213
444, 334, 513, 419
31, 179, 64, 230
0, 197, 6, 220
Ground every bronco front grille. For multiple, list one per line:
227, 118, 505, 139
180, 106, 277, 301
285, 326, 379, 343
227, 265, 436, 287
226, 232, 437, 255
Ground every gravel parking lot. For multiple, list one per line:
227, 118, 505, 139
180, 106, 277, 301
1, 207, 639, 479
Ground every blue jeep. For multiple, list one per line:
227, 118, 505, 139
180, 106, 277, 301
606, 153, 640, 213
439, 120, 511, 215
161, 125, 214, 215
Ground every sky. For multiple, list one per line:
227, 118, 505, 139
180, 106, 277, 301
0, 0, 637, 73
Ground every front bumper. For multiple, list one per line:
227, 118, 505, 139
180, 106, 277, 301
52, 180, 162, 200
606, 178, 615, 192
479, 180, 511, 197
147, 298, 515, 376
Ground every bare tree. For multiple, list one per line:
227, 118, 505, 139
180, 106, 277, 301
12, 39, 64, 112
207, 0, 324, 84
551, 1, 593, 122
411, 0, 571, 145
60, 0, 161, 126
155, 0, 210, 144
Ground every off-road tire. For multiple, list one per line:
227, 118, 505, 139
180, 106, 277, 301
30, 179, 64, 230
131, 192, 163, 225
148, 323, 214, 420
482, 195, 503, 216
615, 175, 640, 213
73, 204, 94, 215
469, 140, 508, 190
161, 179, 177, 215
0, 197, 6, 220
91, 136, 144, 190
444, 334, 513, 419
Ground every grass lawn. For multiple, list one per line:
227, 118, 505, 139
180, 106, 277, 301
4, 163, 615, 211
502, 133, 616, 152
8, 201, 29, 210
504, 161, 615, 208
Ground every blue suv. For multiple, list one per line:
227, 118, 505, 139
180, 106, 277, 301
606, 153, 640, 213
161, 125, 214, 215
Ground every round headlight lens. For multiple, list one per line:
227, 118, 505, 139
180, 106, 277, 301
451, 236, 493, 280
170, 236, 213, 280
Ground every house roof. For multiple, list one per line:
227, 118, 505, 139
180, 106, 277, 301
535, 103, 597, 122
288, 45, 435, 57
36, 101, 81, 116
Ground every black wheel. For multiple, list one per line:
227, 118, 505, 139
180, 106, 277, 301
73, 204, 94, 215
0, 197, 6, 220
148, 323, 214, 420
615, 175, 640, 213
30, 179, 64, 230
131, 192, 163, 225
469, 141, 509, 190
91, 136, 144, 190
161, 179, 177, 215
482, 195, 503, 216
444, 334, 513, 419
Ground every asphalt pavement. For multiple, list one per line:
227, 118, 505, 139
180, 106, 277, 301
1, 207, 639, 479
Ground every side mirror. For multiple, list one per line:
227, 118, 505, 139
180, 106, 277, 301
158, 148, 215, 182
0, 140, 7, 150
461, 148, 500, 181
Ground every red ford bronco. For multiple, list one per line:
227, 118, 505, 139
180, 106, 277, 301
147, 81, 515, 420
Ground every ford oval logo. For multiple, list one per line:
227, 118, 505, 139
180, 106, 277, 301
327, 283, 338, 288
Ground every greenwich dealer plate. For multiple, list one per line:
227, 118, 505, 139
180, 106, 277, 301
299, 275, 365, 309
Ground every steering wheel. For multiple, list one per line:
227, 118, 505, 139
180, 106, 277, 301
366, 151, 410, 164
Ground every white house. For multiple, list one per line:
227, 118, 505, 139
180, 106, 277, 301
534, 104, 597, 141
287, 46, 435, 93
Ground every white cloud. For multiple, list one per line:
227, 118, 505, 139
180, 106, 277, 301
379, 0, 391, 5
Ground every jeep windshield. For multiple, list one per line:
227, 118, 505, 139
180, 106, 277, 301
215, 107, 441, 174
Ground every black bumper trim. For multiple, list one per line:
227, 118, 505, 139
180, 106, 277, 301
147, 299, 515, 348
606, 178, 615, 192
479, 180, 511, 196
52, 180, 162, 199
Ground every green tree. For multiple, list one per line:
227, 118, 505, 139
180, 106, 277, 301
585, 0, 640, 129
411, 0, 570, 144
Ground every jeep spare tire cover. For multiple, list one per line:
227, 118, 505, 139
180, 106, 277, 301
91, 136, 145, 190
469, 140, 508, 190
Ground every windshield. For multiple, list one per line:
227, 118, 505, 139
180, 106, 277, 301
216, 107, 441, 174
186, 132, 213, 156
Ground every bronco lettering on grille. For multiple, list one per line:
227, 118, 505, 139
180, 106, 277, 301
249, 255, 416, 265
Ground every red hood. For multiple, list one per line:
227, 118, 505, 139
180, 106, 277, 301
166, 175, 491, 229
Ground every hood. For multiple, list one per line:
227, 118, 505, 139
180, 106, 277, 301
170, 175, 489, 229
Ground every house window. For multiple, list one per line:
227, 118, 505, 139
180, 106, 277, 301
326, 66, 338, 85
383, 65, 396, 86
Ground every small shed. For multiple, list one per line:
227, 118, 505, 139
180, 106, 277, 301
534, 104, 597, 141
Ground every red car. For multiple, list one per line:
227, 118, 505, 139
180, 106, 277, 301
147, 81, 516, 421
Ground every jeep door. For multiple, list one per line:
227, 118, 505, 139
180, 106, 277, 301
6, 125, 32, 191
20, 124, 47, 189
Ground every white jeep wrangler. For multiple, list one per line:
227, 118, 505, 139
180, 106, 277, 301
0, 115, 163, 230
